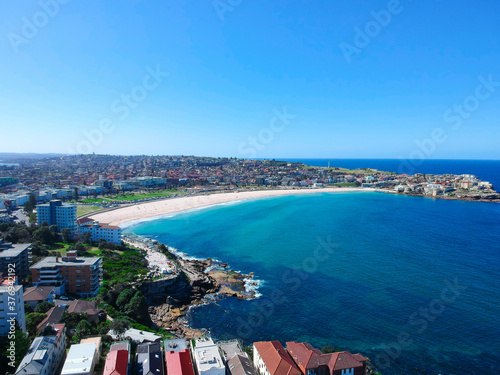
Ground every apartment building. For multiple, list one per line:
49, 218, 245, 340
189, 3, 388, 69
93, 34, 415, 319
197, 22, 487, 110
35, 200, 77, 238
31, 251, 103, 298
78, 220, 122, 244
15, 324, 67, 375
0, 284, 26, 336
0, 239, 30, 280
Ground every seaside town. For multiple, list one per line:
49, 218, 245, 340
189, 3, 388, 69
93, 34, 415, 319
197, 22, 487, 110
0, 153, 498, 375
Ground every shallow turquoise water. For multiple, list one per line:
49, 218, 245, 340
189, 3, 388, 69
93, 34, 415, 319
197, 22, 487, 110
126, 192, 500, 374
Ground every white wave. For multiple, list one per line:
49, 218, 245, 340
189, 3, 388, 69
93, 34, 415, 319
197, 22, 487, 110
244, 277, 264, 299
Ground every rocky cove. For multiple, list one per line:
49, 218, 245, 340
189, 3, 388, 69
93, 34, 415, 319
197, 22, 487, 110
134, 241, 259, 338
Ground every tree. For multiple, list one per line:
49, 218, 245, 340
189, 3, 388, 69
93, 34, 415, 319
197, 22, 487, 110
116, 289, 135, 311
321, 345, 341, 354
68, 241, 87, 256
81, 231, 92, 244
0, 329, 30, 373
33, 226, 55, 244
124, 291, 151, 325
61, 228, 71, 243
75, 320, 94, 338
24, 303, 33, 314
31, 242, 48, 257
26, 312, 47, 336
62, 312, 88, 330
98, 238, 108, 250
23, 201, 34, 214
23, 193, 37, 214
110, 319, 130, 339
34, 302, 54, 314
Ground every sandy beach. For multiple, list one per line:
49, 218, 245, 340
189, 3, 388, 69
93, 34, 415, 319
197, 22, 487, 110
89, 187, 373, 227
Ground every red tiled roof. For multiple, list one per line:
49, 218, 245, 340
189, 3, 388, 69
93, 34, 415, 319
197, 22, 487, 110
165, 349, 195, 375
254, 341, 301, 375
103, 349, 129, 375
286, 342, 365, 373
78, 217, 94, 225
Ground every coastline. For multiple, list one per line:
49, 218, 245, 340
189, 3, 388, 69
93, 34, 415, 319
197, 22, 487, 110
89, 187, 373, 227
122, 233, 260, 338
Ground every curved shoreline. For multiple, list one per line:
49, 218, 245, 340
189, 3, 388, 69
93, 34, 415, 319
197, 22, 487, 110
89, 187, 374, 226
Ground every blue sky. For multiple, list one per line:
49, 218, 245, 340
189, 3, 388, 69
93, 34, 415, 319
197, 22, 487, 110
0, 0, 499, 159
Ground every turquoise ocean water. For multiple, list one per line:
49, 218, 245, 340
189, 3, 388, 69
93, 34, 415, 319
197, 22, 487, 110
126, 191, 500, 374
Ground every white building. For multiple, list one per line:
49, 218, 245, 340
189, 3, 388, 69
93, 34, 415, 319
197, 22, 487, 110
61, 342, 98, 375
0, 284, 26, 336
15, 324, 67, 375
78, 220, 122, 244
193, 337, 225, 375
35, 200, 77, 238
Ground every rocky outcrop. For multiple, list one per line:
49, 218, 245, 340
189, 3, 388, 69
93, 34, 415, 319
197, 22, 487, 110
145, 248, 256, 338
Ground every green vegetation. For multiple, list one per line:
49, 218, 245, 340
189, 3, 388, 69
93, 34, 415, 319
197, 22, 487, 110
321, 345, 342, 354
0, 329, 30, 373
109, 319, 130, 339
331, 183, 358, 187
34, 302, 54, 314
76, 205, 102, 217
80, 189, 180, 203
101, 248, 148, 285
25, 312, 47, 336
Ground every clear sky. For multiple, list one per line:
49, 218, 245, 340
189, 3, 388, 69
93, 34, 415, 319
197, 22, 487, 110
0, 0, 499, 159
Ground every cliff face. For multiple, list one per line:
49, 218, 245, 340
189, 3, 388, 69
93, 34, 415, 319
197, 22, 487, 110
145, 254, 255, 338
145, 257, 220, 337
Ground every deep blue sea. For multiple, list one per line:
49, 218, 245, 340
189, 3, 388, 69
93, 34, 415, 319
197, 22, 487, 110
126, 160, 500, 375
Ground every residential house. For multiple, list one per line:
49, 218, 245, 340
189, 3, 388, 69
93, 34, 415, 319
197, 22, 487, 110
164, 338, 188, 353
253, 341, 301, 375
67, 300, 105, 323
23, 286, 55, 309
193, 337, 225, 375
61, 342, 99, 375
36, 306, 66, 334
286, 341, 367, 375
80, 337, 102, 358
165, 349, 195, 375
104, 349, 129, 375
218, 340, 244, 362
136, 342, 164, 375
109, 327, 161, 343
228, 354, 258, 375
